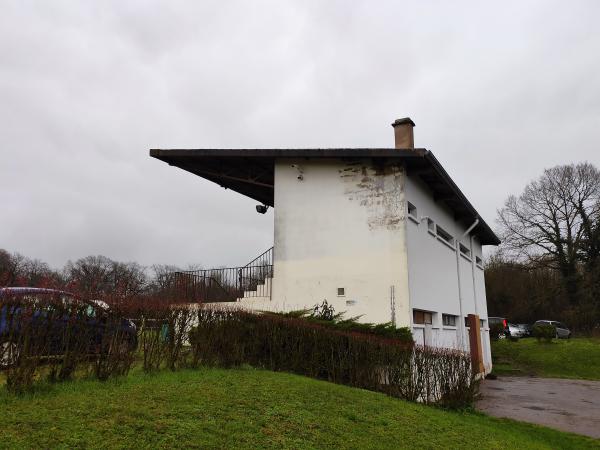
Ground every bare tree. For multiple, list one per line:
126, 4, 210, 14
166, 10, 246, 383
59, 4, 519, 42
149, 264, 181, 292
64, 255, 115, 298
497, 162, 600, 305
111, 261, 148, 296
64, 256, 149, 298
0, 250, 26, 286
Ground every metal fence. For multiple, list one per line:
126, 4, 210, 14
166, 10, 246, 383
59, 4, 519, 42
173, 247, 273, 303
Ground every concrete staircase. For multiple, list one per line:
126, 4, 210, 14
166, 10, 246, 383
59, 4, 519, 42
237, 277, 272, 303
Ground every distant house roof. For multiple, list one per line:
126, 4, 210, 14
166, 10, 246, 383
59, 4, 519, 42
150, 148, 500, 245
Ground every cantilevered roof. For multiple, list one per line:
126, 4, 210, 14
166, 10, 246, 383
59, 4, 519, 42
150, 148, 500, 245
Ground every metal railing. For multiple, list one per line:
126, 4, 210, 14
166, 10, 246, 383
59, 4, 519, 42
173, 247, 273, 303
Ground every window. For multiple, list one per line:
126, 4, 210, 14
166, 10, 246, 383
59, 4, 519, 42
407, 201, 418, 219
337, 287, 345, 296
475, 256, 483, 268
442, 314, 456, 327
427, 218, 436, 234
413, 310, 433, 325
345, 299, 356, 306
459, 243, 471, 258
436, 225, 455, 247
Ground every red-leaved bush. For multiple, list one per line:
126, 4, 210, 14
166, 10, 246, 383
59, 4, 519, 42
2, 290, 477, 408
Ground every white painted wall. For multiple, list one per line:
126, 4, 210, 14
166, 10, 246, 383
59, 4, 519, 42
236, 158, 494, 373
404, 174, 492, 371
265, 158, 412, 326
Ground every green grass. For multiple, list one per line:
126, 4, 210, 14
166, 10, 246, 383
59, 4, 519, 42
0, 368, 597, 449
492, 337, 600, 380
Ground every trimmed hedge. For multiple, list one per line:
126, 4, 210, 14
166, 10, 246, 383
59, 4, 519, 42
188, 307, 477, 408
1, 294, 477, 409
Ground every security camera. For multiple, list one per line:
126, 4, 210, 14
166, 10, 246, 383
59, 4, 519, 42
256, 204, 269, 214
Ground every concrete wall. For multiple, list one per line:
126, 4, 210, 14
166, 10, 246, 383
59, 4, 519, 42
404, 174, 492, 371
267, 158, 412, 326
237, 158, 493, 372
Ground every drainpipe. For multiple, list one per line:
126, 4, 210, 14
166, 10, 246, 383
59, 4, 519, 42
456, 217, 479, 350
470, 234, 478, 317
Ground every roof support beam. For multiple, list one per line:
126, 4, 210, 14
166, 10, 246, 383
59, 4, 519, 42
189, 168, 274, 189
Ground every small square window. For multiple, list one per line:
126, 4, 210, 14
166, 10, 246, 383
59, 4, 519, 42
427, 218, 436, 233
475, 256, 483, 267
459, 243, 471, 257
442, 314, 456, 326
337, 287, 345, 296
407, 201, 417, 218
413, 310, 433, 325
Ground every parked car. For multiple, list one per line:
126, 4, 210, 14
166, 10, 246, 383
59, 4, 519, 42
0, 287, 137, 367
533, 320, 571, 339
488, 317, 510, 339
507, 323, 532, 338
508, 323, 530, 338
518, 323, 533, 337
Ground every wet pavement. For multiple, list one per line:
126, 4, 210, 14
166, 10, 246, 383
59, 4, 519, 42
476, 376, 600, 439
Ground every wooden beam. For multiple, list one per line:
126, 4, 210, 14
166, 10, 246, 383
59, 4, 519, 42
187, 167, 274, 189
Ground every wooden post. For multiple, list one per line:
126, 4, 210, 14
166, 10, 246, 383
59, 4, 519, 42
467, 314, 484, 375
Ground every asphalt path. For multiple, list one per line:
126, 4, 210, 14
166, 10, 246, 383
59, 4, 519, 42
477, 376, 600, 439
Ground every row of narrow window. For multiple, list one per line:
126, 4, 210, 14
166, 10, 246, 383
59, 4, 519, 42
413, 310, 454, 326
413, 310, 486, 328
407, 200, 483, 267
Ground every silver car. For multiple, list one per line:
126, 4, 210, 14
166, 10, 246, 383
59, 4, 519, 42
534, 320, 571, 339
508, 323, 529, 338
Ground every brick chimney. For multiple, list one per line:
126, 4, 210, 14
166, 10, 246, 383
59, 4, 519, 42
391, 118, 415, 149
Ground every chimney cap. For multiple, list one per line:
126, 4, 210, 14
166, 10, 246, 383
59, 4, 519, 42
391, 117, 415, 127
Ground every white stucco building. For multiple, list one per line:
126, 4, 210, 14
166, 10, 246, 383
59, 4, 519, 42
151, 118, 499, 372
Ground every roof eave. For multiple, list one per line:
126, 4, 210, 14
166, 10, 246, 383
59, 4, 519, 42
149, 148, 500, 246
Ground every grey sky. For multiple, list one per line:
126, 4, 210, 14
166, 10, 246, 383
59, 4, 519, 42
1, 1, 599, 269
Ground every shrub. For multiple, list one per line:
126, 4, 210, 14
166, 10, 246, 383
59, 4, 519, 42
489, 322, 506, 341
1, 290, 137, 392
272, 309, 414, 343
2, 292, 476, 408
89, 308, 136, 381
133, 300, 170, 373
1, 299, 50, 393
312, 300, 335, 321
533, 324, 556, 343
188, 306, 476, 408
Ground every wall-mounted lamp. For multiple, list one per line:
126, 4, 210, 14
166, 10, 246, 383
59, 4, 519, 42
291, 164, 304, 181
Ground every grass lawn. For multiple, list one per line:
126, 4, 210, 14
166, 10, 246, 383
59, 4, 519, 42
0, 368, 598, 449
492, 337, 600, 380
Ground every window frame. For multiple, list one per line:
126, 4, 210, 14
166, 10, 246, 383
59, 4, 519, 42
407, 201, 419, 223
442, 314, 457, 327
459, 242, 471, 259
427, 218, 436, 235
413, 309, 433, 325
436, 225, 455, 250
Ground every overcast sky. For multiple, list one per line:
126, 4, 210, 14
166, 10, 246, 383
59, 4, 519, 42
1, 0, 599, 269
